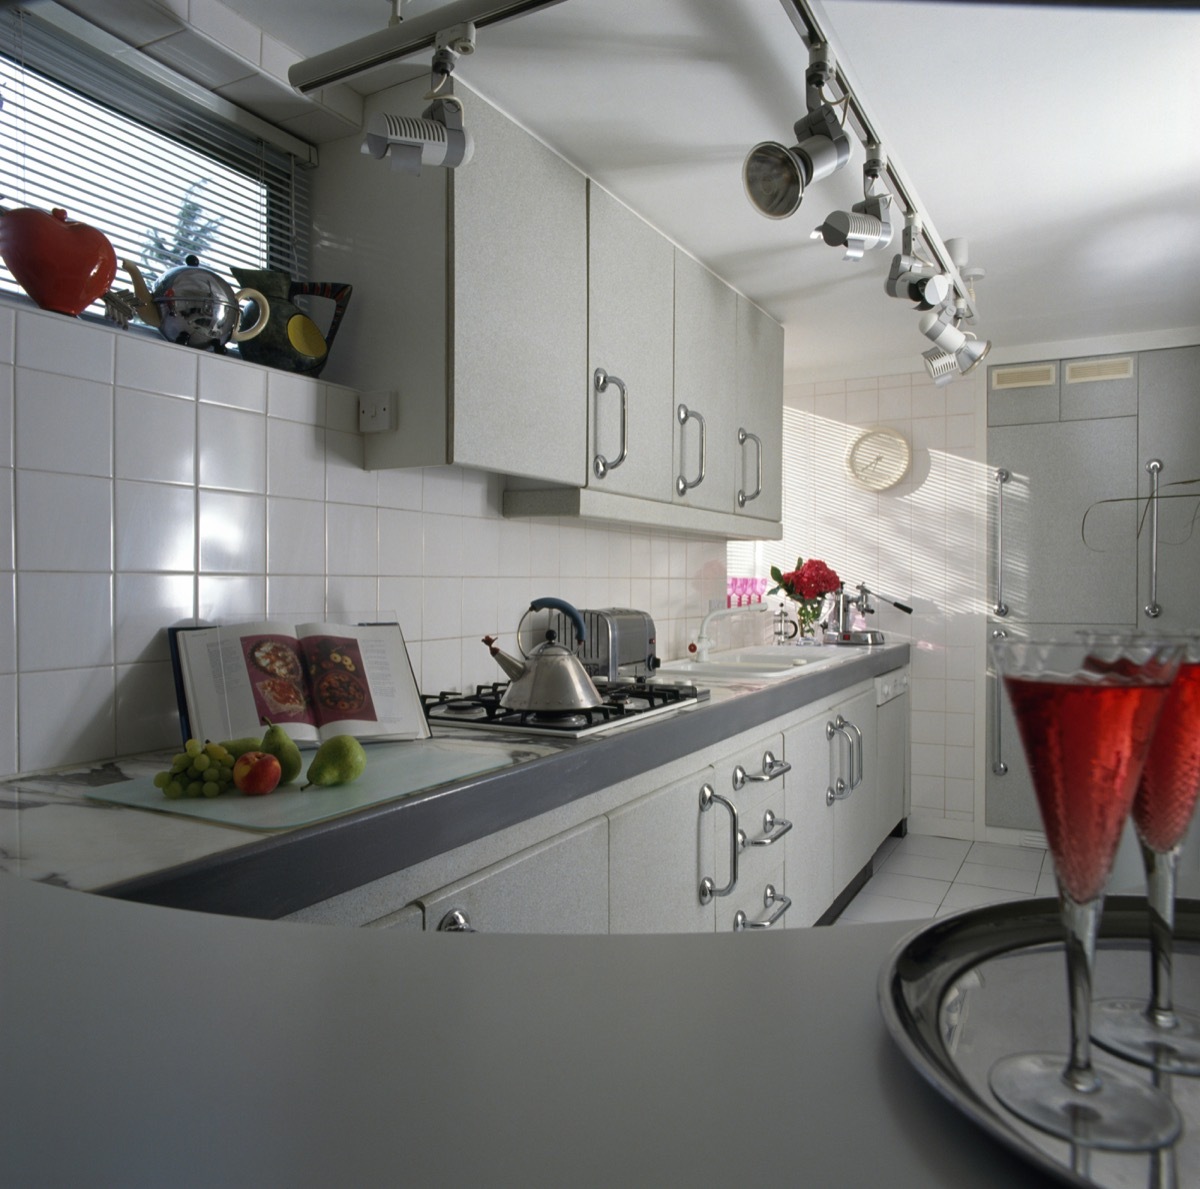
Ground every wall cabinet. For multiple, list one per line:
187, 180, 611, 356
313, 78, 588, 484
585, 183, 676, 502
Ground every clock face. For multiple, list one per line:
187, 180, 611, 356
846, 428, 911, 491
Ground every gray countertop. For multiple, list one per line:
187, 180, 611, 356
2, 644, 908, 920
1, 871, 1062, 1189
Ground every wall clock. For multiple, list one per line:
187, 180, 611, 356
846, 427, 911, 491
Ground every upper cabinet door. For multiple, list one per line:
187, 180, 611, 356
672, 250, 736, 512
586, 184, 675, 501
1137, 345, 1200, 631
989, 417, 1138, 625
734, 295, 783, 522
450, 92, 588, 485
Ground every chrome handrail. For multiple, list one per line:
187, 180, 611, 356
993, 468, 1010, 617
1145, 458, 1163, 618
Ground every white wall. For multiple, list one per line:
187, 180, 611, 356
774, 369, 987, 841
0, 299, 726, 778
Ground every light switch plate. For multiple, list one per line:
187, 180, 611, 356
358, 390, 398, 433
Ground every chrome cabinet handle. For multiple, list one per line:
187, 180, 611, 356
437, 908, 476, 932
1145, 458, 1163, 618
676, 404, 707, 496
592, 368, 628, 479
826, 719, 852, 805
699, 783, 738, 903
737, 427, 762, 507
737, 808, 793, 851
993, 468, 1010, 617
840, 717, 863, 790
734, 884, 792, 931
991, 628, 1008, 775
732, 750, 790, 790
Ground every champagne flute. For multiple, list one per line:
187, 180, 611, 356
1093, 634, 1200, 1074
989, 636, 1183, 1150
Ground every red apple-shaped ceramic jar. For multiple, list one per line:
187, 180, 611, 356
0, 206, 118, 316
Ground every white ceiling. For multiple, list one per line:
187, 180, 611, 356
222, 0, 1200, 381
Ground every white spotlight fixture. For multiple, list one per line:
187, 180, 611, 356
885, 254, 951, 310
812, 144, 893, 261
918, 310, 991, 383
743, 44, 851, 219
361, 25, 475, 174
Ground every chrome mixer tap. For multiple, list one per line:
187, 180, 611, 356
823, 582, 912, 645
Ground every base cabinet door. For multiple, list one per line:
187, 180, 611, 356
831, 687, 878, 892
405, 818, 609, 934
783, 713, 835, 927
608, 768, 716, 934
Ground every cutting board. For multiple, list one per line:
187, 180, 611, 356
87, 737, 558, 832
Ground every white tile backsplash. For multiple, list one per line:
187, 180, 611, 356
1, 302, 734, 777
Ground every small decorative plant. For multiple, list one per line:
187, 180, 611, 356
768, 557, 841, 637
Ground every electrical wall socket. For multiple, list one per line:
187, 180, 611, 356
358, 390, 398, 433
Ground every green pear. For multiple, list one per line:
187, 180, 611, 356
302, 734, 367, 790
259, 718, 303, 785
220, 735, 266, 760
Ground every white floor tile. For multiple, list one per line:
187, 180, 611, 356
891, 834, 972, 862
938, 883, 1034, 914
955, 861, 1040, 894
1035, 870, 1059, 897
880, 850, 965, 882
837, 893, 938, 924
865, 870, 950, 907
966, 841, 1045, 872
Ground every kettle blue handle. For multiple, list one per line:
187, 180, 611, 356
530, 597, 587, 645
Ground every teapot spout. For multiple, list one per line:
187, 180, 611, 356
482, 635, 526, 683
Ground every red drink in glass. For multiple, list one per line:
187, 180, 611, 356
1005, 674, 1172, 903
1134, 661, 1200, 853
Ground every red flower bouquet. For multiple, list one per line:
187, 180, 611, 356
768, 557, 841, 637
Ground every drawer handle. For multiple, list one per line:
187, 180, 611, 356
593, 368, 628, 478
676, 403, 707, 496
732, 750, 791, 790
840, 717, 863, 790
737, 427, 762, 507
699, 783, 739, 903
826, 719, 854, 802
738, 809, 793, 851
734, 884, 792, 931
437, 908, 476, 932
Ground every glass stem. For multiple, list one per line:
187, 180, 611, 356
1062, 894, 1103, 1093
1143, 841, 1179, 1029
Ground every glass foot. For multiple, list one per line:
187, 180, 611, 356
1093, 997, 1200, 1075
989, 1052, 1182, 1151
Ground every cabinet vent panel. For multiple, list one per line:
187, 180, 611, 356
991, 363, 1057, 391
1064, 357, 1134, 385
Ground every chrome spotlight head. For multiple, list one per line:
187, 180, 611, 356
813, 193, 893, 261
886, 254, 951, 310
743, 104, 851, 219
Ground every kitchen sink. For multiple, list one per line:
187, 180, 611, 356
657, 645, 848, 683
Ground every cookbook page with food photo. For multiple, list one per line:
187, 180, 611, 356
168, 621, 430, 747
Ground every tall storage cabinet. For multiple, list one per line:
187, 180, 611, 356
735, 295, 784, 523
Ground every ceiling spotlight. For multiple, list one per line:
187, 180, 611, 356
743, 44, 851, 219
885, 254, 951, 310
918, 310, 992, 382
361, 25, 474, 174
813, 144, 893, 261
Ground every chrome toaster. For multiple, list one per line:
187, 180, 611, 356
547, 607, 659, 681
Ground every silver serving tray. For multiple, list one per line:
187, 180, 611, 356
879, 896, 1200, 1188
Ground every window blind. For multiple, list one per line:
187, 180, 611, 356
0, 10, 311, 311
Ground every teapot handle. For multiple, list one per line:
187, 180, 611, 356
289, 281, 353, 352
232, 287, 270, 342
530, 596, 587, 645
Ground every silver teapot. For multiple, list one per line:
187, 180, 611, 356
484, 597, 603, 713
123, 255, 269, 352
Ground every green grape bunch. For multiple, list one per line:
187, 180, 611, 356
152, 738, 236, 799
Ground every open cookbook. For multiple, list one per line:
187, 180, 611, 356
167, 620, 430, 747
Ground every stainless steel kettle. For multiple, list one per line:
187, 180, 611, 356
483, 597, 603, 713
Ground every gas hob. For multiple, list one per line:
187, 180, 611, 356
422, 678, 710, 739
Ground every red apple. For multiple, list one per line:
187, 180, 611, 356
232, 751, 282, 796
0, 206, 118, 316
